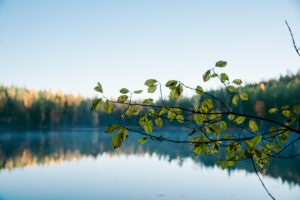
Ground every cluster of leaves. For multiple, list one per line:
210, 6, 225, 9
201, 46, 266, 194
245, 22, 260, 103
91, 61, 300, 170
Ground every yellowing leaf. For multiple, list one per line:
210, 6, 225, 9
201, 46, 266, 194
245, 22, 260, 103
155, 117, 163, 127
234, 116, 246, 125
138, 137, 148, 144
232, 95, 239, 106
104, 100, 113, 114
220, 121, 228, 130
282, 110, 292, 117
268, 108, 278, 114
105, 124, 121, 134
228, 114, 235, 120
176, 115, 184, 123
293, 106, 300, 114
249, 120, 259, 132
117, 95, 128, 103
227, 85, 236, 92
240, 92, 248, 101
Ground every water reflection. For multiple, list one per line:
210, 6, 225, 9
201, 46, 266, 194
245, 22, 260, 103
0, 129, 300, 186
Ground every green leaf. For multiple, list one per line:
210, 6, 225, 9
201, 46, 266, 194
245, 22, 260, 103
91, 98, 102, 111
220, 121, 228, 131
104, 100, 113, 114
240, 92, 248, 101
228, 114, 235, 120
138, 137, 148, 144
215, 61, 227, 67
143, 98, 153, 104
203, 70, 211, 82
249, 120, 259, 132
251, 135, 262, 146
232, 95, 239, 106
155, 117, 163, 127
132, 105, 141, 115
111, 128, 128, 149
170, 85, 183, 100
227, 85, 236, 92
165, 80, 177, 89
293, 106, 300, 114
148, 85, 157, 93
196, 86, 203, 95
134, 90, 143, 94
244, 140, 253, 148
193, 146, 203, 156
105, 124, 121, 134
220, 73, 229, 83
120, 88, 129, 94
95, 98, 103, 111
233, 79, 242, 85
268, 108, 278, 114
282, 110, 292, 117
117, 95, 128, 103
176, 115, 184, 123
234, 116, 246, 125
144, 79, 157, 87
125, 106, 132, 118
281, 105, 289, 109
143, 120, 153, 134
221, 161, 227, 169
194, 113, 203, 126
94, 82, 103, 93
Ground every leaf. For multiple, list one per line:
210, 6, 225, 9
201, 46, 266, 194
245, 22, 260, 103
240, 92, 248, 101
117, 95, 128, 103
233, 79, 242, 85
125, 106, 132, 118
143, 120, 153, 134
221, 161, 227, 169
144, 79, 157, 87
249, 120, 259, 132
132, 105, 141, 115
220, 73, 229, 83
170, 85, 183, 100
203, 70, 211, 82
143, 98, 153, 104
120, 88, 129, 94
244, 140, 253, 148
194, 114, 203, 126
293, 106, 300, 114
232, 95, 239, 106
138, 137, 148, 144
268, 108, 278, 114
165, 80, 177, 89
220, 121, 228, 131
94, 82, 103, 93
228, 114, 235, 120
227, 85, 236, 92
148, 85, 157, 93
234, 116, 246, 125
104, 100, 113, 114
282, 110, 292, 117
95, 99, 103, 111
215, 61, 227, 67
196, 86, 203, 95
176, 115, 184, 123
105, 124, 121, 134
281, 105, 289, 109
112, 128, 128, 149
134, 90, 143, 94
155, 117, 163, 127
91, 98, 102, 111
251, 135, 262, 146
193, 146, 203, 156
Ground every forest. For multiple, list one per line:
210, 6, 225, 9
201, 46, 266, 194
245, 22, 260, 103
0, 71, 299, 129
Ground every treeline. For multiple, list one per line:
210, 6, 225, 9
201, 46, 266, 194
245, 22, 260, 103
0, 71, 299, 129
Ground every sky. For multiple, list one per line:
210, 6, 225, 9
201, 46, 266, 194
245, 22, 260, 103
0, 0, 299, 99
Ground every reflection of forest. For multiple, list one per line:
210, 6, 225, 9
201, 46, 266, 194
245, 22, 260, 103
0, 130, 299, 185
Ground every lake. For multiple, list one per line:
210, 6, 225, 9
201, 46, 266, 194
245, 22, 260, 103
0, 129, 299, 200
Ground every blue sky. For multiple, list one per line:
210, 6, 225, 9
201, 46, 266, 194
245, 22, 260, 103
0, 0, 299, 98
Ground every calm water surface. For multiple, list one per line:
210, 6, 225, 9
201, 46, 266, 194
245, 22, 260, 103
0, 129, 299, 200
